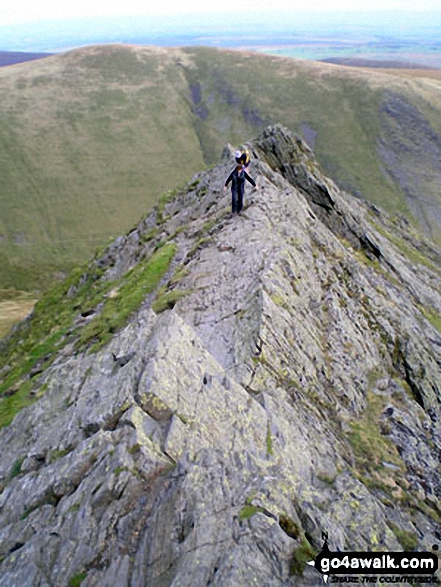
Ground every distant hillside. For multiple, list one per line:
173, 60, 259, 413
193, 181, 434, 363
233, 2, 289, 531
1, 44, 441, 292
0, 51, 52, 67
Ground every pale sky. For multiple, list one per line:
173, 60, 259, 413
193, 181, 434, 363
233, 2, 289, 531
1, 0, 440, 27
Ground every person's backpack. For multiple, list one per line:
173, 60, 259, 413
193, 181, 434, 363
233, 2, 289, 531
235, 148, 250, 168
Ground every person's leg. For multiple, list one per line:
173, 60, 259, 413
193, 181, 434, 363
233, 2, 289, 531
231, 186, 238, 213
238, 184, 244, 213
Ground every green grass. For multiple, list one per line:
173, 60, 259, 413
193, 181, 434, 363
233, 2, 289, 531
418, 304, 441, 333
168, 266, 190, 286
347, 390, 405, 503
372, 221, 440, 273
152, 289, 188, 314
77, 242, 177, 352
0, 239, 176, 428
238, 504, 266, 521
48, 447, 72, 464
0, 45, 204, 292
156, 189, 180, 224
0, 379, 40, 430
186, 236, 212, 261
9, 456, 25, 479
266, 421, 274, 456
68, 572, 88, 587
1, 44, 441, 294
0, 289, 37, 338
290, 536, 317, 575
348, 391, 404, 486
386, 521, 419, 551
0, 262, 111, 394
185, 47, 401, 210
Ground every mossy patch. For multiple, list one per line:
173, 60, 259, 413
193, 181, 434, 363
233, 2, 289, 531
20, 503, 41, 520
20, 489, 59, 520
0, 262, 111, 399
152, 289, 188, 314
128, 443, 141, 454
68, 572, 88, 587
290, 536, 317, 575
316, 472, 336, 486
77, 243, 176, 352
168, 265, 190, 286
139, 227, 159, 244
238, 504, 266, 521
266, 421, 274, 456
357, 472, 396, 499
348, 391, 403, 473
269, 292, 290, 311
387, 521, 419, 551
48, 447, 72, 464
195, 217, 218, 238
176, 413, 190, 425
0, 240, 176, 427
418, 304, 441, 333
186, 236, 212, 261
9, 456, 25, 480
156, 185, 186, 224
0, 379, 36, 430
372, 221, 440, 274
113, 466, 129, 476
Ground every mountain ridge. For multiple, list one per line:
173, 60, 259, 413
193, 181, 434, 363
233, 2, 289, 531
1, 43, 441, 294
0, 125, 440, 586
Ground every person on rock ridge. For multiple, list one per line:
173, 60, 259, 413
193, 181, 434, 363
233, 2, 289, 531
224, 163, 257, 214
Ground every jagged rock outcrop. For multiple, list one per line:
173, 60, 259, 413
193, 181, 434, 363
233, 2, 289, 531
0, 125, 440, 586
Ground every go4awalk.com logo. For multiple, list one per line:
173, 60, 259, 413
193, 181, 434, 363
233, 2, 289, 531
307, 533, 440, 584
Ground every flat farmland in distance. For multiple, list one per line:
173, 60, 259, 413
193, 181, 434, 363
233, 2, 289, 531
256, 36, 441, 70
377, 68, 441, 80
0, 290, 36, 338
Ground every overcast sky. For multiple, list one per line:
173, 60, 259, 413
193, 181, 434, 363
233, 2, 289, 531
2, 0, 440, 26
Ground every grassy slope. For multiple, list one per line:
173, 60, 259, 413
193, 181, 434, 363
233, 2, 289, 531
183, 48, 390, 200
182, 47, 441, 231
0, 45, 204, 289
1, 44, 441, 297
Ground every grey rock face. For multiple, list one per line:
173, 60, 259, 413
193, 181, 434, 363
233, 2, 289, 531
0, 125, 440, 586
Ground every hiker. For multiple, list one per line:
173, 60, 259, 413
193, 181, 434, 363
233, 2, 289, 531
224, 163, 257, 214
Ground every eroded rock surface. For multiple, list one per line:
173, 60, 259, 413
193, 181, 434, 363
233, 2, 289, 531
0, 125, 440, 586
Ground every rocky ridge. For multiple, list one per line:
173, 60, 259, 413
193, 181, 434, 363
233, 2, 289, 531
0, 125, 440, 586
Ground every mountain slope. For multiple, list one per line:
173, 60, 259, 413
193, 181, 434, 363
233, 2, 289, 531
0, 45, 205, 289
1, 44, 441, 292
182, 47, 441, 237
0, 126, 440, 586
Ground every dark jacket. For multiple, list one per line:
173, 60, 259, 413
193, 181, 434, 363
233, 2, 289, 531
225, 167, 256, 191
